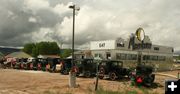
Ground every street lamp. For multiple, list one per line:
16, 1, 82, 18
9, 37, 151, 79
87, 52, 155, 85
69, 4, 80, 67
68, 4, 80, 88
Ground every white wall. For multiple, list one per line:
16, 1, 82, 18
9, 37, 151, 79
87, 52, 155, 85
90, 40, 115, 50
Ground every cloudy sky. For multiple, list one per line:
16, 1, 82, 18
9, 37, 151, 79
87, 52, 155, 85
0, 0, 180, 51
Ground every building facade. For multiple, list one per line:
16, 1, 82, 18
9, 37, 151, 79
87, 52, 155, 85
89, 34, 174, 71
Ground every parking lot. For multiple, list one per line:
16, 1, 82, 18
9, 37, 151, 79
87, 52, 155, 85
0, 69, 179, 94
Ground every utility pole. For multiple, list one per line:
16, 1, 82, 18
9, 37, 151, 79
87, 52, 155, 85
69, 4, 80, 88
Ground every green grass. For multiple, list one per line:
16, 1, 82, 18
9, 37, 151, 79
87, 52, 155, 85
94, 86, 138, 94
90, 86, 159, 94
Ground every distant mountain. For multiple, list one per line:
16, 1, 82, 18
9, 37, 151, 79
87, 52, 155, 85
0, 47, 21, 55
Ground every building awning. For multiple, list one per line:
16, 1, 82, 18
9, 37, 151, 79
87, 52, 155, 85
38, 55, 60, 59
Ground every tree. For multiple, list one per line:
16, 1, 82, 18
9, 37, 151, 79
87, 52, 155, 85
60, 49, 72, 58
23, 41, 60, 57
22, 43, 35, 55
32, 46, 39, 57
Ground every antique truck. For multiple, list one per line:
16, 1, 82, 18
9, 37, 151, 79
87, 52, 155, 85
130, 65, 155, 87
98, 60, 131, 80
21, 58, 31, 70
76, 59, 96, 78
15, 58, 26, 69
47, 58, 61, 73
30, 58, 40, 70
60, 59, 73, 75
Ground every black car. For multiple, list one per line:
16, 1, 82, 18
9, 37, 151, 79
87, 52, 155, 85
21, 58, 31, 70
30, 59, 39, 70
130, 65, 155, 87
76, 59, 96, 78
60, 59, 73, 75
47, 58, 60, 72
15, 58, 26, 69
14, 59, 21, 69
40, 58, 48, 71
98, 60, 130, 80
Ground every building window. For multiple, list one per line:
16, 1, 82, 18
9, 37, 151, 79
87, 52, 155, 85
94, 53, 102, 58
95, 54, 98, 57
126, 54, 132, 60
126, 54, 137, 60
116, 53, 126, 60
154, 47, 159, 51
117, 43, 124, 47
143, 55, 150, 60
150, 55, 158, 61
132, 54, 137, 60
158, 56, 165, 61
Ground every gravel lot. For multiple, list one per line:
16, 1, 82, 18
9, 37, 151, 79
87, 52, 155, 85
0, 69, 179, 94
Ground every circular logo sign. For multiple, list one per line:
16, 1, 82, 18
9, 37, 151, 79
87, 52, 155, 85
136, 28, 145, 41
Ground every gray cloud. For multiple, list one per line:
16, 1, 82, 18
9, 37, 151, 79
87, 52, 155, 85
0, 0, 180, 51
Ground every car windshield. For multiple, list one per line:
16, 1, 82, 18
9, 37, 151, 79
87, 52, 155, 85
110, 61, 122, 66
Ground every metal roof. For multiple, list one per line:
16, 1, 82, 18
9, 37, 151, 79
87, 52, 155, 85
6, 52, 32, 58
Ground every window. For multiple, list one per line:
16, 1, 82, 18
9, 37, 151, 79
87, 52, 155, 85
116, 53, 121, 60
154, 47, 159, 51
94, 53, 103, 58
116, 53, 126, 60
126, 54, 132, 60
126, 54, 137, 60
143, 55, 150, 60
95, 54, 99, 57
158, 56, 165, 61
132, 54, 137, 60
117, 43, 124, 47
150, 55, 158, 61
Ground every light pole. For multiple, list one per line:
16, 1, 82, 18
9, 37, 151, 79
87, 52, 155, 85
69, 4, 80, 68
69, 4, 80, 88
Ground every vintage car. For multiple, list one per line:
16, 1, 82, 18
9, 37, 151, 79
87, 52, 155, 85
130, 65, 155, 87
47, 58, 61, 73
76, 59, 96, 78
14, 59, 23, 69
98, 60, 131, 80
21, 58, 31, 70
29, 58, 39, 70
60, 59, 73, 75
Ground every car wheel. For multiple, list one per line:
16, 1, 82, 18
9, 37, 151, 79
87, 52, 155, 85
63, 70, 68, 75
99, 67, 105, 79
85, 71, 91, 78
109, 72, 117, 81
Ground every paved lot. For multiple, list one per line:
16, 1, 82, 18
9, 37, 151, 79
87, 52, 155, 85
0, 69, 179, 94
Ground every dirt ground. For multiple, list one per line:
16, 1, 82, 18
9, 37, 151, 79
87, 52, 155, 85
0, 69, 179, 94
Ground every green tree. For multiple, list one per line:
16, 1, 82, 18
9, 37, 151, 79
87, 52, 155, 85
23, 41, 60, 57
60, 49, 72, 58
32, 46, 39, 57
22, 43, 35, 55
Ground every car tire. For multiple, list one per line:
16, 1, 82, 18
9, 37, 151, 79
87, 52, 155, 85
63, 70, 68, 75
109, 72, 117, 81
99, 67, 105, 79
85, 71, 91, 78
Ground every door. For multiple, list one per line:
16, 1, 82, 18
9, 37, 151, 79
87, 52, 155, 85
106, 52, 111, 60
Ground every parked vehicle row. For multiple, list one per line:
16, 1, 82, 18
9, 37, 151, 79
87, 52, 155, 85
0, 57, 155, 86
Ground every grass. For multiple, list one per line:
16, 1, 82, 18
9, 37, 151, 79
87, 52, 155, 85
87, 85, 139, 94
43, 90, 72, 94
87, 85, 159, 94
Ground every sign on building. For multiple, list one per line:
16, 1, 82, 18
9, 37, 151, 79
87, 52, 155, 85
90, 40, 115, 50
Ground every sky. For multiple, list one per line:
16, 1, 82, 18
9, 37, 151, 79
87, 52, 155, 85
0, 0, 180, 51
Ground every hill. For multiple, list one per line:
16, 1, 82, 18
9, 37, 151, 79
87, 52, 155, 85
0, 47, 21, 55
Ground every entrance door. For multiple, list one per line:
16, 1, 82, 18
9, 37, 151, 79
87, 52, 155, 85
106, 52, 111, 60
